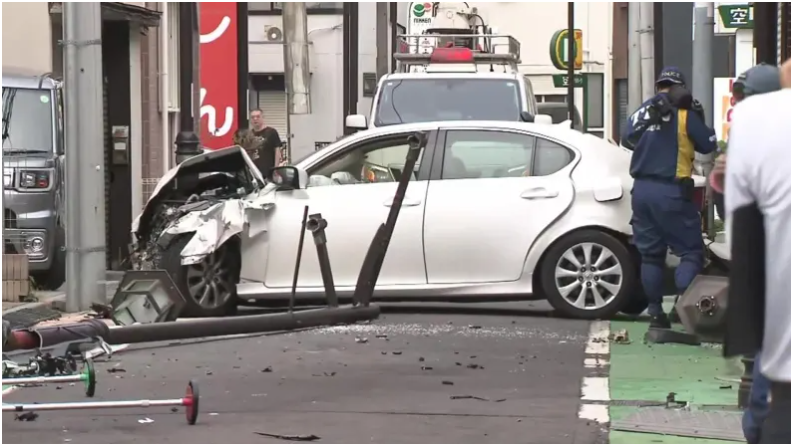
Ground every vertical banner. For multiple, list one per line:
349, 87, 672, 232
713, 78, 735, 143
199, 2, 239, 149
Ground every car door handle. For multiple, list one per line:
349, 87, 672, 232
383, 197, 422, 207
521, 188, 559, 199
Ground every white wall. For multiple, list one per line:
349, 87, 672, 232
249, 9, 399, 162
470, 1, 613, 135
2, 2, 53, 74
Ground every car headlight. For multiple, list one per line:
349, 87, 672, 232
18, 169, 52, 190
24, 235, 46, 255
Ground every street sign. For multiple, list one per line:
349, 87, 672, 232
717, 4, 754, 30
549, 29, 583, 71
552, 74, 585, 88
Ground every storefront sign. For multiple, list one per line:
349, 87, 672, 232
713, 78, 735, 143
199, 2, 239, 149
717, 4, 754, 30
549, 29, 583, 71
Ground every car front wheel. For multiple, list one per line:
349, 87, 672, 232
540, 229, 636, 320
157, 234, 240, 318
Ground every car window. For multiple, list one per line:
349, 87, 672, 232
442, 130, 535, 180
534, 138, 574, 176
308, 136, 423, 187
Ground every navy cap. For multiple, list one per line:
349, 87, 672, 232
734, 63, 781, 97
657, 66, 686, 86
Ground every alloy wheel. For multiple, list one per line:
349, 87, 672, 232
554, 242, 624, 311
184, 247, 234, 310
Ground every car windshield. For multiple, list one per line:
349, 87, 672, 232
2, 87, 54, 153
374, 78, 522, 126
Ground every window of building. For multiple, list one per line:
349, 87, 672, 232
537, 94, 567, 103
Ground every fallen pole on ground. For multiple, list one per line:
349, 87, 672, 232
3, 380, 201, 425
3, 305, 380, 353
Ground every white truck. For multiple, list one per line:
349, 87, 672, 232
345, 4, 551, 130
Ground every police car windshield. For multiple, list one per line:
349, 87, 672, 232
2, 87, 54, 153
374, 78, 521, 126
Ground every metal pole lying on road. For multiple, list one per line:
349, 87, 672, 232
4, 306, 380, 352
692, 2, 716, 236
63, 2, 107, 312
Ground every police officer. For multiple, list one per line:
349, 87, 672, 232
711, 64, 781, 220
622, 66, 717, 329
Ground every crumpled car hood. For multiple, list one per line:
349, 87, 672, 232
131, 146, 275, 265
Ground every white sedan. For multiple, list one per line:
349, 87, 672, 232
131, 121, 705, 319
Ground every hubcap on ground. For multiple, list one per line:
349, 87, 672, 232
185, 247, 234, 309
554, 242, 623, 310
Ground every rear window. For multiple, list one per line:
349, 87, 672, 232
374, 78, 521, 126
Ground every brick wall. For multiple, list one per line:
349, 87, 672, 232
141, 1, 165, 205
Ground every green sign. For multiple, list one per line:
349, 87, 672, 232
717, 4, 753, 29
549, 29, 583, 71
552, 74, 584, 88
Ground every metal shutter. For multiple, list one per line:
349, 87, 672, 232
616, 79, 628, 144
257, 91, 288, 141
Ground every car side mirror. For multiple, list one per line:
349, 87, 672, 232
345, 114, 368, 130
520, 111, 535, 123
268, 166, 309, 190
534, 114, 554, 125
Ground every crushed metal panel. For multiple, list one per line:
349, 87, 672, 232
610, 407, 744, 442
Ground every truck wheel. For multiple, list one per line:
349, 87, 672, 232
157, 234, 239, 318
33, 227, 66, 291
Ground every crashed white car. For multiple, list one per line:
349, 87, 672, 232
131, 121, 706, 319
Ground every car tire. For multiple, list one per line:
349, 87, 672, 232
33, 226, 67, 291
540, 229, 636, 320
157, 234, 240, 318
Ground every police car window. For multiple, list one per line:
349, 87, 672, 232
375, 79, 521, 126
442, 130, 535, 180
534, 138, 574, 176
309, 137, 422, 187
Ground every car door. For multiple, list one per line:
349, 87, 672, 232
258, 131, 435, 289
423, 128, 577, 285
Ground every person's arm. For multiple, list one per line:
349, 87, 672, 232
621, 103, 656, 150
685, 109, 717, 154
268, 128, 284, 165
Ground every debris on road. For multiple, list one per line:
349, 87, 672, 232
138, 417, 155, 424
609, 329, 631, 344
421, 366, 433, 371
107, 367, 126, 374
450, 395, 507, 403
261, 367, 273, 373
254, 432, 321, 442
418, 357, 425, 362
14, 411, 38, 422
375, 334, 388, 339
466, 363, 484, 370
468, 325, 482, 330
442, 380, 454, 386
391, 351, 402, 356
354, 337, 368, 344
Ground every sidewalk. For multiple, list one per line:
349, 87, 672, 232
608, 318, 744, 444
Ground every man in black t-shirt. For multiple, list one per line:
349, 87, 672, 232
249, 108, 283, 175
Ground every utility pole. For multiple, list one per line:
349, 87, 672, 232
692, 2, 716, 234
342, 2, 359, 135
639, 2, 656, 100
283, 2, 311, 115
566, 2, 575, 127
175, 2, 201, 163
62, 2, 106, 311
192, 2, 201, 136
627, 2, 642, 112
376, 2, 390, 80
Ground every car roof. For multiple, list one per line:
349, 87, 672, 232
355, 120, 589, 145
2, 67, 60, 90
383, 72, 523, 80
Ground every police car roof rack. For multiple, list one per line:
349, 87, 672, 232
394, 33, 521, 73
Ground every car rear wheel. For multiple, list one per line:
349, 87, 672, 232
158, 234, 240, 318
540, 230, 636, 320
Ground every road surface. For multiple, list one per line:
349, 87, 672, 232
3, 308, 607, 443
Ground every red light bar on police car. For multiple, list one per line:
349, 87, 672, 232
429, 47, 474, 64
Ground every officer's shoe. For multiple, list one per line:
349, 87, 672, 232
649, 313, 672, 330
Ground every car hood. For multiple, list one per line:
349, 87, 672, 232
131, 146, 266, 235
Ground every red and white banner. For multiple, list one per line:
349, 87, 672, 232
199, 2, 239, 149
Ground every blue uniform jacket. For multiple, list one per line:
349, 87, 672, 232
622, 97, 717, 182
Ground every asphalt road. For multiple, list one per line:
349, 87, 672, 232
3, 309, 607, 444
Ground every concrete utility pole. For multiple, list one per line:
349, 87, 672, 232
62, 2, 106, 312
566, 2, 575, 127
376, 2, 390, 80
283, 2, 311, 115
692, 2, 716, 234
175, 2, 201, 163
639, 2, 656, 100
627, 2, 642, 112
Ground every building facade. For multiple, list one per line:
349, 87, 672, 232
2, 1, 174, 270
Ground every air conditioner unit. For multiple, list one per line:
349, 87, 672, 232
265, 26, 284, 42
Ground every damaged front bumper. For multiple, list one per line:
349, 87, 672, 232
131, 146, 276, 266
